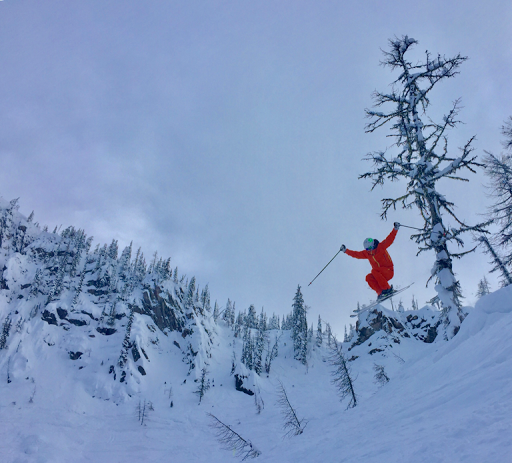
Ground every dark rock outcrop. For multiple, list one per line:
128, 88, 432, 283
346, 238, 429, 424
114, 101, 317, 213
41, 310, 58, 326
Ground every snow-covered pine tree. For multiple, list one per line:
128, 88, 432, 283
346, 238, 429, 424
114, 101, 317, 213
200, 284, 211, 313
258, 308, 267, 332
292, 285, 308, 365
222, 299, 232, 326
246, 304, 258, 329
316, 315, 323, 347
241, 325, 253, 370
476, 276, 491, 298
254, 325, 265, 375
213, 301, 220, 322
234, 311, 244, 338
361, 36, 489, 338
325, 322, 332, 347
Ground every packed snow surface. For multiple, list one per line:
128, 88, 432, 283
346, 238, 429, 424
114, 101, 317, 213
1, 286, 512, 462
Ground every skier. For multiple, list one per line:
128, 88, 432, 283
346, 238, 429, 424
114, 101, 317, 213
340, 223, 400, 301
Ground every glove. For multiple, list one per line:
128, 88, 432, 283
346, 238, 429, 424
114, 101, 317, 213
394, 222, 400, 230
340, 245, 346, 253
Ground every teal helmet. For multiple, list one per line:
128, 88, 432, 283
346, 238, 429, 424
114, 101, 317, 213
364, 238, 376, 250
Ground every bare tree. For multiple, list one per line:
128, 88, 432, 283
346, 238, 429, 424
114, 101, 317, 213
502, 116, 512, 151
276, 380, 308, 437
137, 399, 153, 425
329, 339, 357, 408
482, 149, 512, 272
207, 413, 261, 460
361, 35, 489, 338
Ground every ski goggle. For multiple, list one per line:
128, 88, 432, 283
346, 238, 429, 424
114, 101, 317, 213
364, 238, 374, 250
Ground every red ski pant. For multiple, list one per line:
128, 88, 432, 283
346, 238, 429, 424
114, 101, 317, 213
366, 267, 394, 295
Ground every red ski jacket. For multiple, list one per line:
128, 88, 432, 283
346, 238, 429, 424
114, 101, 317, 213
345, 228, 397, 270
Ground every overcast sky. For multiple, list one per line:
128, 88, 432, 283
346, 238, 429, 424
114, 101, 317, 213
1, 1, 511, 336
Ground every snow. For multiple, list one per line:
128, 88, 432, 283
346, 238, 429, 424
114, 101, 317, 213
2, 286, 512, 462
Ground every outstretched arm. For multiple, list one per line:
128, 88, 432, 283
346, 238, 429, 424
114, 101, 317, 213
344, 249, 368, 259
380, 227, 398, 250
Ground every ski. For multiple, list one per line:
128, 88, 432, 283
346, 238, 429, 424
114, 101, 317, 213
350, 283, 414, 318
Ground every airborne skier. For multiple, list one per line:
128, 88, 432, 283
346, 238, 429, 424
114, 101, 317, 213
341, 223, 400, 300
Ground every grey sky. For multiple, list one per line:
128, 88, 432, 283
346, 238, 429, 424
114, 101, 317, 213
1, 1, 511, 335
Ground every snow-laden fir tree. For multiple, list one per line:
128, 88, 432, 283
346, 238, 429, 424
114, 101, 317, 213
246, 304, 258, 329
222, 299, 233, 326
213, 301, 220, 322
254, 324, 265, 375
361, 36, 489, 338
292, 285, 308, 364
316, 315, 323, 347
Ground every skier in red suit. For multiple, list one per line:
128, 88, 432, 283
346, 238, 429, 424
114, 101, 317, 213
340, 223, 400, 300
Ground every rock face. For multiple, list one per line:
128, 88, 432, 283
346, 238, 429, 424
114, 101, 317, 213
351, 306, 440, 349
132, 285, 185, 333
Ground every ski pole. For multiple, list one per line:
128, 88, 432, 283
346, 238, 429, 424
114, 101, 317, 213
398, 224, 423, 231
308, 247, 343, 286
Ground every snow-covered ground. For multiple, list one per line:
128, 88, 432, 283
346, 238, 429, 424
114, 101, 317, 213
2, 284, 512, 463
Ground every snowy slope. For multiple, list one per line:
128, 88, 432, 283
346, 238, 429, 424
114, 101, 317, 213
1, 287, 512, 462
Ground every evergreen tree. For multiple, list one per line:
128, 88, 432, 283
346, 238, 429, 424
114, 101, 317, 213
241, 325, 253, 370
361, 36, 489, 338
254, 325, 265, 375
213, 301, 220, 322
234, 311, 244, 338
200, 285, 211, 313
325, 323, 333, 347
476, 276, 491, 298
246, 304, 258, 329
316, 315, 323, 347
292, 285, 308, 364
194, 367, 211, 404
223, 299, 232, 325
258, 308, 267, 331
